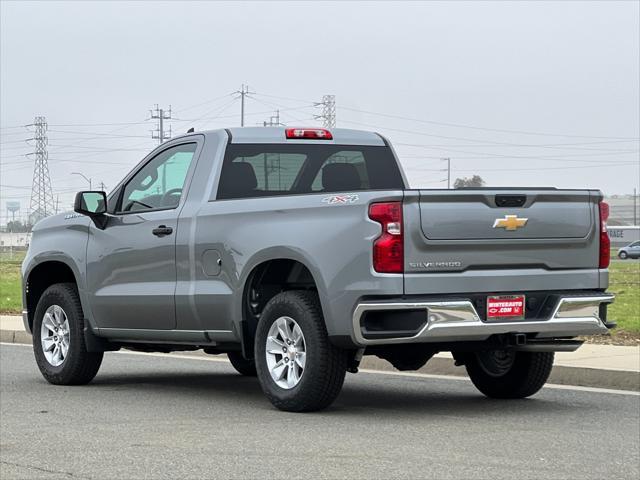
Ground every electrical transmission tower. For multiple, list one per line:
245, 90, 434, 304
315, 95, 336, 128
28, 116, 55, 223
150, 105, 172, 143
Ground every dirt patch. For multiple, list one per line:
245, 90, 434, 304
582, 330, 640, 346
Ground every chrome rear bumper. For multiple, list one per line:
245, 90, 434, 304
352, 294, 614, 346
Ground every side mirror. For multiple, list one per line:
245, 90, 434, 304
74, 191, 107, 216
74, 191, 108, 229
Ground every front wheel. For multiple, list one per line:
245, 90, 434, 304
32, 283, 103, 385
255, 291, 348, 412
464, 349, 554, 399
619, 251, 628, 259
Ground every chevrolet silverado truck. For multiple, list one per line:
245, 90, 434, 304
22, 127, 615, 412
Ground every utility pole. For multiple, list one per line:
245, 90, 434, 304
263, 110, 281, 127
55, 195, 59, 214
315, 95, 336, 128
235, 84, 254, 127
442, 157, 451, 189
99, 181, 107, 192
150, 105, 172, 143
634, 187, 638, 225
28, 116, 55, 223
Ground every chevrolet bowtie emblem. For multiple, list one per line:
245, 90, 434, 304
493, 215, 528, 231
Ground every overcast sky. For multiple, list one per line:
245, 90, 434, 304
1, 0, 639, 221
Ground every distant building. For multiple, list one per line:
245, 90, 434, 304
0, 231, 31, 249
606, 195, 639, 226
608, 226, 640, 247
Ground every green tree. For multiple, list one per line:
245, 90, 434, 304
454, 175, 486, 188
6, 220, 32, 233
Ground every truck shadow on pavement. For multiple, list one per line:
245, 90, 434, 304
86, 370, 579, 417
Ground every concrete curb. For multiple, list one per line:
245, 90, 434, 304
2, 329, 638, 392
0, 329, 32, 346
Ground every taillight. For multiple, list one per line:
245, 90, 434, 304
369, 202, 403, 273
599, 201, 610, 269
285, 128, 333, 140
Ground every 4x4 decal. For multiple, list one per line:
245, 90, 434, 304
321, 194, 359, 205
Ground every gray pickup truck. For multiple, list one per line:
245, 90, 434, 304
22, 127, 615, 411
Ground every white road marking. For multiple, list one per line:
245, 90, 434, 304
2, 342, 638, 396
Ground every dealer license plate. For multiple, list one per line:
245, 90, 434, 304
486, 295, 525, 320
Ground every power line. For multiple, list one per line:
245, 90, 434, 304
392, 140, 640, 152
254, 91, 640, 141
48, 129, 149, 138
253, 92, 316, 105
396, 149, 638, 163
249, 96, 315, 125
335, 119, 640, 162
341, 119, 640, 151
0, 125, 29, 130
47, 121, 149, 127
338, 105, 640, 140
186, 97, 240, 131
0, 139, 34, 145
172, 93, 235, 115
452, 162, 639, 173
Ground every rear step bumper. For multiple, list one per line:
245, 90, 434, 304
352, 294, 615, 346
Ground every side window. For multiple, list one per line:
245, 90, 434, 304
119, 143, 197, 212
310, 151, 369, 191
218, 153, 307, 199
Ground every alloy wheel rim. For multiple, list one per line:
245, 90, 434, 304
40, 305, 70, 367
265, 316, 306, 389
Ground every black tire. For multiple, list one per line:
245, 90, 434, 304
255, 291, 348, 412
619, 251, 628, 259
32, 283, 103, 385
227, 351, 257, 376
464, 350, 554, 399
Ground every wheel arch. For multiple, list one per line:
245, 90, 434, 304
24, 258, 112, 352
237, 251, 328, 359
24, 260, 79, 332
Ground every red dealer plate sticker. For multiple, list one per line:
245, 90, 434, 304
486, 295, 526, 320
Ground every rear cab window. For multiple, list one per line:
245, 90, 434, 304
216, 144, 404, 200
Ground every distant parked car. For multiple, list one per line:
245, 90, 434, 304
618, 241, 640, 259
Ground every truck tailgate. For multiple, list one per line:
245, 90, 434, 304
403, 189, 602, 294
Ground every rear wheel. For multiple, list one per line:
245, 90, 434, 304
227, 351, 257, 376
33, 283, 103, 385
255, 290, 348, 412
464, 349, 553, 399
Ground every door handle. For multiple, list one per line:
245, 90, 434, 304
152, 225, 173, 237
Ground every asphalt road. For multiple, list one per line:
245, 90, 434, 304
1, 344, 638, 480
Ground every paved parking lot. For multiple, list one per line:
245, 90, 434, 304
1, 343, 639, 479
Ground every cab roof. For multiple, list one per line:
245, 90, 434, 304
181, 127, 387, 146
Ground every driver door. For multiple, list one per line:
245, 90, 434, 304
86, 141, 199, 331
